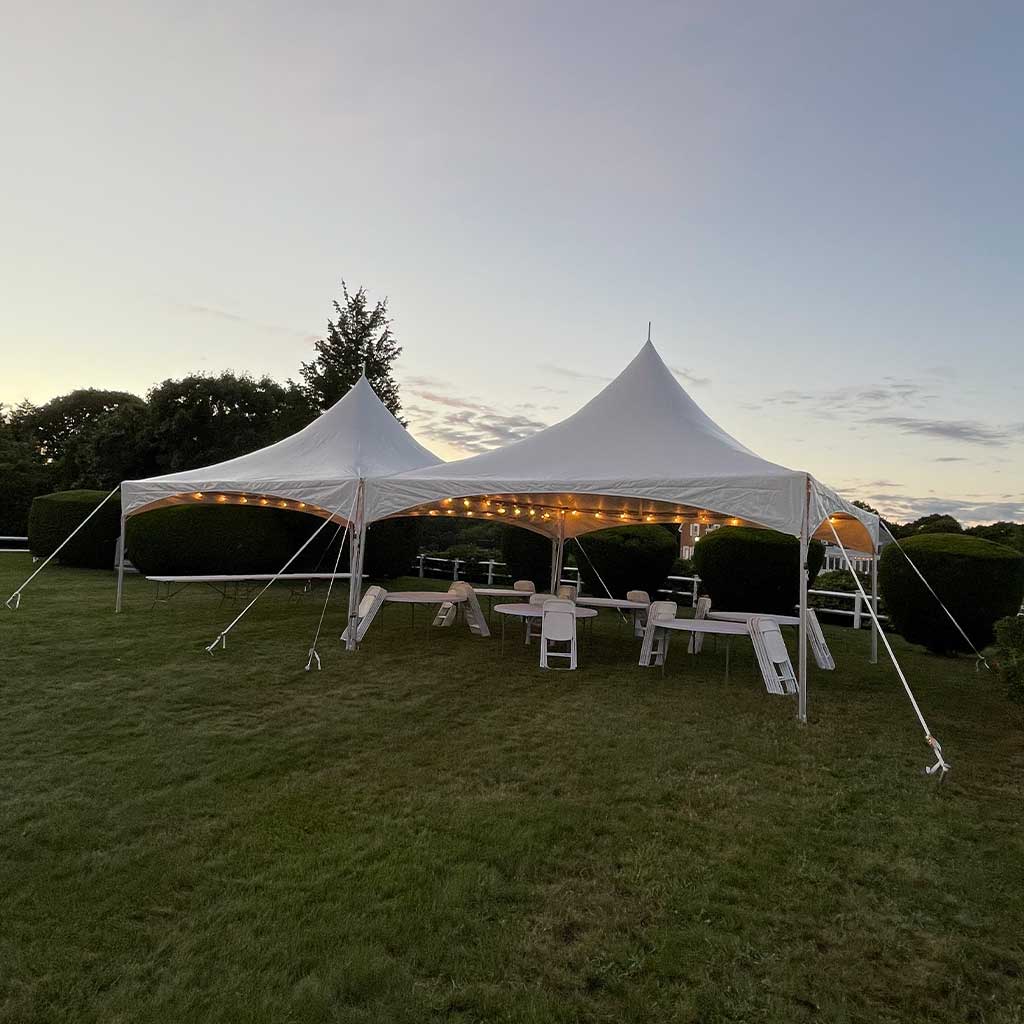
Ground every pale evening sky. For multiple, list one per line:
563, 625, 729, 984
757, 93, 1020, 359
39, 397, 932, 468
2, 1, 1021, 524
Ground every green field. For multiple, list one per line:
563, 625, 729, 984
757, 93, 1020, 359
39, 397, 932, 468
1, 554, 1022, 1023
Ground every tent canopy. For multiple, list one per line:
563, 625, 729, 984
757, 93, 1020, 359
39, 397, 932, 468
121, 376, 441, 521
368, 342, 877, 550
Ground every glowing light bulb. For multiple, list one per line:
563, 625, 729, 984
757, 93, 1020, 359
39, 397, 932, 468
216, 495, 227, 503
513, 508, 521, 516
572, 510, 580, 517
646, 515, 654, 522
529, 509, 536, 517
192, 492, 204, 500
443, 498, 453, 505
467, 510, 474, 517
259, 498, 269, 506
595, 512, 602, 519
429, 509, 438, 516
497, 507, 507, 514
446, 509, 454, 515
298, 502, 306, 509
239, 496, 248, 504
463, 499, 471, 507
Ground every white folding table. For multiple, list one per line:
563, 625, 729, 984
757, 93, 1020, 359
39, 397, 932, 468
639, 617, 751, 679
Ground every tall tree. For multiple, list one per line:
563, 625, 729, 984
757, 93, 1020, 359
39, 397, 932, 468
146, 373, 313, 474
300, 281, 404, 419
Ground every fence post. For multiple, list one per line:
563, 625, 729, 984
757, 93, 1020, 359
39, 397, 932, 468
486, 560, 495, 585
853, 592, 862, 629
691, 577, 699, 608
453, 558, 460, 581
417, 554, 425, 578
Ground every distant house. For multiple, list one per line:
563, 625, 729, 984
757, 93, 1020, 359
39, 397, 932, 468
678, 520, 721, 560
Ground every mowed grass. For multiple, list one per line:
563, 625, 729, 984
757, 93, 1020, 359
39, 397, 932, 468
1, 555, 1022, 1024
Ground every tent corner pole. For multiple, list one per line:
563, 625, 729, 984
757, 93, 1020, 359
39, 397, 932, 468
345, 483, 367, 652
114, 512, 127, 613
797, 477, 810, 724
870, 540, 879, 664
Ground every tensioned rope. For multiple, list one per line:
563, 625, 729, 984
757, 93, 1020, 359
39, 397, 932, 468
205, 493, 358, 654
573, 537, 628, 623
305, 519, 350, 671
881, 523, 991, 672
828, 521, 950, 778
5, 486, 120, 611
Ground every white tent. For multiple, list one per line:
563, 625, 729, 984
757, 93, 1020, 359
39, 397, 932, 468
361, 341, 880, 719
117, 376, 441, 621
121, 376, 440, 521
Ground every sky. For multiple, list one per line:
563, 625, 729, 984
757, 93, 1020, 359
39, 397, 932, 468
2, 0, 1022, 525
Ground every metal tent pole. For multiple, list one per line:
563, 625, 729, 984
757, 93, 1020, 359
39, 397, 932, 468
797, 477, 810, 724
344, 482, 367, 651
870, 545, 879, 664
114, 514, 127, 613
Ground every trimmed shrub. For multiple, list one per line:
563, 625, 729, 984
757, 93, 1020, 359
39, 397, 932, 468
28, 490, 122, 569
994, 616, 1024, 704
126, 505, 326, 576
691, 527, 825, 614
501, 526, 551, 591
671, 557, 695, 577
879, 533, 1024, 655
575, 526, 677, 599
363, 518, 421, 579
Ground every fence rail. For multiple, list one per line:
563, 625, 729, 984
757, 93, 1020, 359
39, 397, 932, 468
0, 535, 29, 553
413, 554, 580, 587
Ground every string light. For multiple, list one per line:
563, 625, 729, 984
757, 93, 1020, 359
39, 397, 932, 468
467, 511, 474, 517
594, 512, 602, 519
278, 501, 288, 508
446, 509, 454, 515
429, 510, 439, 516
216, 495, 227, 503
529, 509, 536, 517
298, 502, 306, 509
497, 506, 507, 514
238, 496, 248, 504
259, 498, 269, 506
192, 492, 204, 500
513, 507, 521, 516
443, 498, 453, 505
463, 499, 471, 508
646, 515, 654, 522
572, 510, 580, 517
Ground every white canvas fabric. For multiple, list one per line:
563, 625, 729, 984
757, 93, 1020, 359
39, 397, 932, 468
368, 341, 877, 549
121, 376, 441, 520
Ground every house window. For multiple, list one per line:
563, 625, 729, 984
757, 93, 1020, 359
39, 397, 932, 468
689, 523, 701, 537
707, 524, 721, 532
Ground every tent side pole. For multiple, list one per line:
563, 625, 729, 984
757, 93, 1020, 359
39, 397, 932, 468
345, 483, 366, 651
114, 514, 127, 613
797, 477, 810, 723
870, 546, 879, 664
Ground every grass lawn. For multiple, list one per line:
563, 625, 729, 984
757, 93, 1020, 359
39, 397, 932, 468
1, 554, 1022, 1023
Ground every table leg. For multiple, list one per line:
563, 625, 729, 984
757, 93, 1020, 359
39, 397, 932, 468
501, 615, 505, 656
725, 638, 731, 682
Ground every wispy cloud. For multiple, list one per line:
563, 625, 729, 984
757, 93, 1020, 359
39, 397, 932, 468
172, 302, 317, 342
862, 492, 1024, 525
406, 402, 547, 454
669, 365, 711, 387
871, 416, 1013, 447
539, 363, 612, 383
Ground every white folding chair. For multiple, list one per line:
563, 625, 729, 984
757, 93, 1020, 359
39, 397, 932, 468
448, 581, 490, 637
513, 580, 536, 594
340, 585, 388, 644
626, 589, 650, 639
525, 593, 548, 643
806, 609, 835, 670
539, 599, 577, 670
639, 600, 677, 667
556, 584, 577, 601
432, 583, 462, 627
749, 616, 797, 695
688, 595, 712, 654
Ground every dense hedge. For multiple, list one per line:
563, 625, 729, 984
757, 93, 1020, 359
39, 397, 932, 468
501, 526, 552, 590
691, 527, 825, 614
126, 505, 332, 576
363, 518, 421, 579
879, 533, 1024, 655
994, 616, 1024, 704
28, 490, 122, 569
575, 526, 677, 599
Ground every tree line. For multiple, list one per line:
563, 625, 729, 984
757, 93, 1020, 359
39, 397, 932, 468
0, 282, 402, 534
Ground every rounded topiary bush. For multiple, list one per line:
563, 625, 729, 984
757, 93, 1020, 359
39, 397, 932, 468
364, 518, 421, 579
126, 505, 327, 576
28, 490, 122, 569
994, 615, 1024, 704
575, 525, 677, 599
501, 526, 551, 591
878, 533, 1024, 655
691, 526, 825, 614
